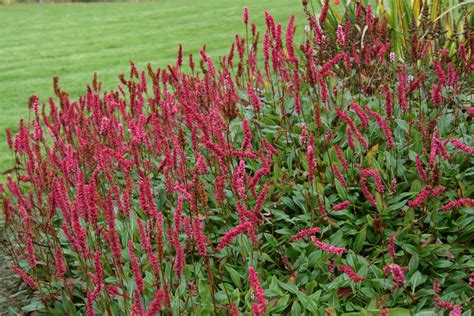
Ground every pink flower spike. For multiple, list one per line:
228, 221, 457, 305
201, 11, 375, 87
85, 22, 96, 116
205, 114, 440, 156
128, 240, 145, 294
319, 0, 329, 24
247, 82, 261, 111
285, 15, 296, 62
383, 263, 405, 291
450, 305, 462, 316
243, 6, 249, 25
145, 290, 166, 316
415, 155, 427, 182
450, 139, 473, 153
193, 217, 208, 257
216, 222, 252, 251
350, 102, 369, 128
334, 145, 348, 170
365, 3, 372, 25
408, 186, 432, 208
231, 303, 239, 316
307, 133, 316, 182
337, 25, 346, 46
86, 291, 95, 316
338, 265, 365, 282
365, 105, 394, 148
11, 265, 38, 290
131, 289, 144, 316
388, 234, 396, 260
430, 186, 445, 197
332, 201, 350, 211
441, 198, 474, 212
332, 165, 347, 187
248, 266, 266, 316
54, 247, 66, 278
310, 236, 346, 255
291, 227, 321, 241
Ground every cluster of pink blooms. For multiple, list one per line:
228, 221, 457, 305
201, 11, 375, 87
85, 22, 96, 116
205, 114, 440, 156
408, 185, 432, 207
216, 222, 252, 251
332, 165, 347, 187
397, 65, 408, 111
433, 278, 463, 315
291, 227, 321, 241
11, 266, 38, 290
383, 264, 406, 292
332, 200, 350, 211
128, 241, 145, 294
337, 25, 346, 46
415, 155, 428, 182
449, 138, 474, 153
364, 106, 394, 148
338, 265, 366, 283
388, 233, 396, 261
248, 266, 267, 316
334, 145, 348, 170
306, 133, 317, 182
441, 198, 474, 212
310, 236, 347, 256
356, 166, 384, 207
335, 108, 368, 149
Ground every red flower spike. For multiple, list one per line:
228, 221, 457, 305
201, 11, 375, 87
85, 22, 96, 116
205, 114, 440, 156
388, 234, 396, 261
216, 222, 252, 251
243, 6, 249, 25
248, 266, 267, 316
131, 289, 144, 316
441, 198, 474, 212
332, 200, 350, 211
11, 265, 38, 290
128, 240, 145, 294
291, 227, 321, 241
193, 217, 207, 257
338, 265, 365, 283
310, 236, 346, 255
145, 290, 166, 316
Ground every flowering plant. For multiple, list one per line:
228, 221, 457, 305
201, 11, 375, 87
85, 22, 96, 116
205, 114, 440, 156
1, 1, 472, 314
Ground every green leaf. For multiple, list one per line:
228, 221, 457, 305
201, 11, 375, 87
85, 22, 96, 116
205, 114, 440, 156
395, 119, 409, 133
388, 308, 412, 316
290, 301, 301, 315
270, 294, 290, 313
21, 299, 45, 313
295, 290, 319, 313
433, 260, 454, 268
409, 253, 419, 271
225, 265, 241, 287
409, 271, 426, 292
414, 311, 436, 316
353, 227, 367, 253
277, 280, 299, 295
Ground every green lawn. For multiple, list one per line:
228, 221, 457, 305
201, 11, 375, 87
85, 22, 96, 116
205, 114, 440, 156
0, 0, 304, 174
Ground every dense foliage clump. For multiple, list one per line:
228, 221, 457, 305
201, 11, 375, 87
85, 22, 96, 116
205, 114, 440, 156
1, 1, 472, 314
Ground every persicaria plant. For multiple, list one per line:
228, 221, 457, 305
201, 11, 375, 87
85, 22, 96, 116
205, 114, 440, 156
1, 1, 472, 314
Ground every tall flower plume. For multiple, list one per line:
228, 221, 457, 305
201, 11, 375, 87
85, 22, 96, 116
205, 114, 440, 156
310, 236, 347, 255
248, 266, 267, 316
243, 6, 249, 25
11, 265, 38, 290
338, 265, 365, 282
128, 240, 145, 294
216, 222, 252, 251
291, 227, 321, 241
